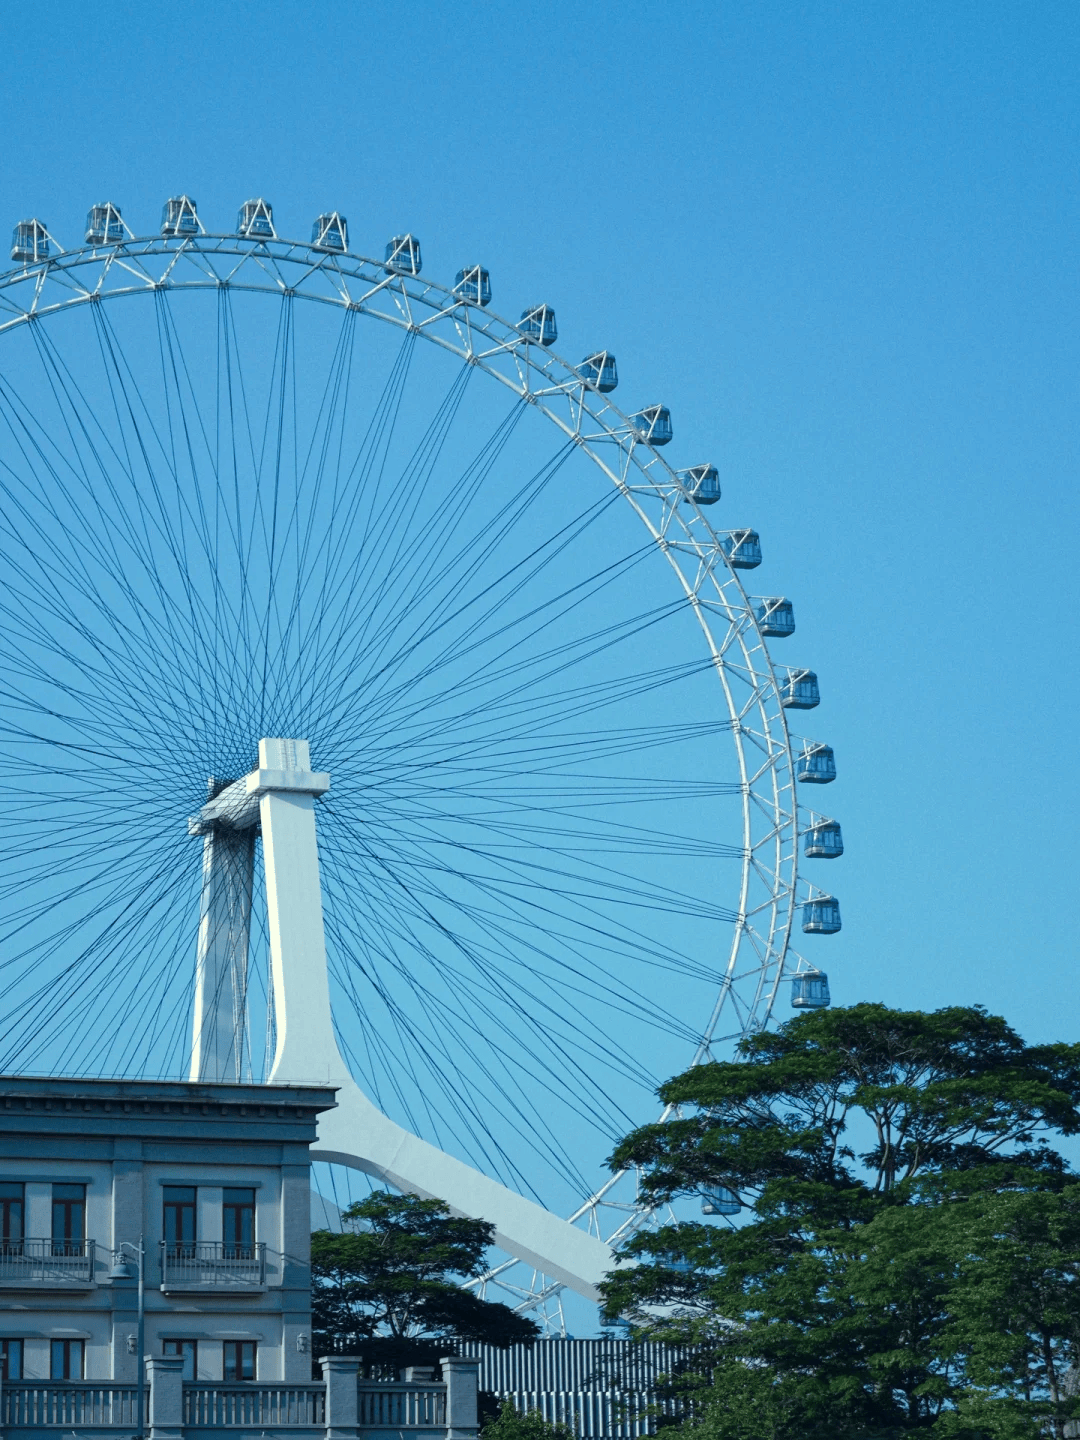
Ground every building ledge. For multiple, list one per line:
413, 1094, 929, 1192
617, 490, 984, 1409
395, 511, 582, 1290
0, 1276, 97, 1290
160, 1280, 267, 1295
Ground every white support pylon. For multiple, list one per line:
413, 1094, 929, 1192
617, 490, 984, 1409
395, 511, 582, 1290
188, 819, 255, 1082
188, 738, 613, 1302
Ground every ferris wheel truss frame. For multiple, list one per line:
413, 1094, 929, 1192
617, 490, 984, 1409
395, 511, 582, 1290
0, 223, 832, 1322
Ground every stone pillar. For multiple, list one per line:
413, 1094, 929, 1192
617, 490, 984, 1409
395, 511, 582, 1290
110, 1140, 144, 1382
320, 1356, 360, 1440
145, 1355, 185, 1440
442, 1357, 480, 1440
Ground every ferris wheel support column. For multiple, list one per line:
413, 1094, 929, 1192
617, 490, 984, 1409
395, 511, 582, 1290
257, 737, 341, 1085
188, 738, 613, 1301
188, 823, 255, 1082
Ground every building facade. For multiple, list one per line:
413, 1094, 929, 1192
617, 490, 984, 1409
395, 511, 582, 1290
0, 1074, 336, 1385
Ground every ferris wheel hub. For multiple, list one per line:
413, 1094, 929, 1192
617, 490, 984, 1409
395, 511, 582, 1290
188, 745, 330, 836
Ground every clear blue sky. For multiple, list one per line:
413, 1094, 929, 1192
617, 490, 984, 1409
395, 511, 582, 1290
3, 0, 1078, 1047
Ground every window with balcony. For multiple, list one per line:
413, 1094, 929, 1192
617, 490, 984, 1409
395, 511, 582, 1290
0, 1339, 23, 1380
163, 1186, 197, 1258
159, 1186, 264, 1291
0, 1183, 24, 1260
222, 1341, 255, 1381
0, 1184, 92, 1286
163, 1338, 197, 1381
51, 1185, 85, 1257
50, 1338, 83, 1380
222, 1188, 255, 1257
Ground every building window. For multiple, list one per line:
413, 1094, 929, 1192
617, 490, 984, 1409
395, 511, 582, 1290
222, 1341, 256, 1381
50, 1339, 83, 1380
0, 1183, 24, 1254
51, 1185, 85, 1256
0, 1339, 23, 1380
222, 1188, 255, 1256
163, 1186, 197, 1257
163, 1339, 197, 1381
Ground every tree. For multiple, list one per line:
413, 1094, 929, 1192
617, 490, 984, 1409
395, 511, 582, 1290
481, 1399, 576, 1440
311, 1191, 539, 1372
600, 1004, 1080, 1440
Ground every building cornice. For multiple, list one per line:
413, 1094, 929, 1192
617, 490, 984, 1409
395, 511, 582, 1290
0, 1075, 337, 1141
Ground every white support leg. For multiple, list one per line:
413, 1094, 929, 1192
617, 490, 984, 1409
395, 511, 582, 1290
189, 815, 255, 1082
258, 738, 340, 1085
189, 738, 613, 1301
311, 1080, 611, 1299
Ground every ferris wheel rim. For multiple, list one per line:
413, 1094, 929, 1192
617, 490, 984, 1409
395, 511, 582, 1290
0, 229, 804, 1049
0, 230, 806, 1054
0, 227, 818, 1295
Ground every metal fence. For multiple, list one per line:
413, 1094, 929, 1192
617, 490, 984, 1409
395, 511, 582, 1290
458, 1339, 691, 1440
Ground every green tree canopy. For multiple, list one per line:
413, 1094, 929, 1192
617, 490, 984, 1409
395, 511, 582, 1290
312, 1190, 538, 1372
480, 1399, 576, 1440
601, 1004, 1080, 1440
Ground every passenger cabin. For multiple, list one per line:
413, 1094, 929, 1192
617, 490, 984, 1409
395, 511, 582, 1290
579, 352, 618, 391
677, 465, 721, 505
754, 597, 795, 636
778, 668, 820, 709
718, 530, 762, 568
791, 970, 831, 1008
385, 234, 422, 275
10, 221, 48, 264
518, 305, 557, 345
795, 742, 836, 784
85, 204, 123, 245
629, 405, 673, 446
160, 197, 199, 237
701, 1186, 740, 1215
802, 896, 842, 934
237, 199, 275, 239
311, 213, 347, 252
453, 266, 492, 305
804, 820, 844, 859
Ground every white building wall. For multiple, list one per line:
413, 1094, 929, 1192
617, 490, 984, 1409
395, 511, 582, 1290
0, 1077, 334, 1386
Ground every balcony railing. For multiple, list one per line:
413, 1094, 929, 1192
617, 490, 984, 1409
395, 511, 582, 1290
3, 1383, 139, 1427
184, 1384, 326, 1427
159, 1240, 266, 1290
0, 1378, 466, 1435
0, 1238, 95, 1287
357, 1383, 447, 1429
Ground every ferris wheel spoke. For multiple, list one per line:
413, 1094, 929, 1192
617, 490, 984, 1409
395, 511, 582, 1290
322, 879, 593, 1199
324, 444, 598, 722
70, 314, 231, 713
324, 831, 671, 1103
326, 922, 596, 1202
357, 587, 686, 765
329, 771, 737, 984
323, 915, 535, 1189
295, 350, 476, 708
344, 848, 702, 1058
330, 828, 705, 1102
0, 382, 217, 735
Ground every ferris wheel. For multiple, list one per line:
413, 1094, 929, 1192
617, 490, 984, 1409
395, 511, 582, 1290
0, 198, 843, 1328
